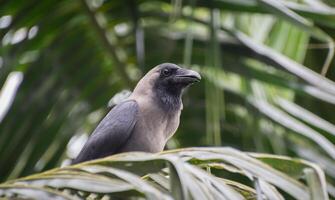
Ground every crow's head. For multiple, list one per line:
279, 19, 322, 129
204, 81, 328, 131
132, 63, 201, 110
155, 63, 201, 92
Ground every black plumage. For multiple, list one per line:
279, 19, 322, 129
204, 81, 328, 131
72, 100, 138, 164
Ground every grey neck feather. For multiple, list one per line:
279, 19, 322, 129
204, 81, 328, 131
154, 87, 182, 111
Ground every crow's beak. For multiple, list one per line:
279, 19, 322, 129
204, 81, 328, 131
175, 68, 201, 84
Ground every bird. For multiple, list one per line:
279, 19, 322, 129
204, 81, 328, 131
72, 63, 201, 164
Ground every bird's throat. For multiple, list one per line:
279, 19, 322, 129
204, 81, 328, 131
155, 88, 182, 111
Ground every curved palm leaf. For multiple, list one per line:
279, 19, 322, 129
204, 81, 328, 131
0, 148, 328, 200
1, 0, 335, 198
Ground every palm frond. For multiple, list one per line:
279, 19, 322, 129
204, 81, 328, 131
0, 148, 328, 200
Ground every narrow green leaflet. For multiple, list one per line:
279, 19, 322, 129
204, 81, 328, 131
275, 97, 335, 138
223, 28, 335, 95
250, 98, 335, 160
256, 0, 334, 75
0, 185, 78, 200
0, 148, 328, 200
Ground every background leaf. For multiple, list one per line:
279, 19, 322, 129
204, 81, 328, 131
1, 0, 335, 199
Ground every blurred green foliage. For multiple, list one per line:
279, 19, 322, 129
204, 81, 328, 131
1, 0, 335, 198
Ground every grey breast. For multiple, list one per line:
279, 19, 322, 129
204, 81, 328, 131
119, 99, 181, 153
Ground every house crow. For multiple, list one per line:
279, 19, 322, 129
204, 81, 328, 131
72, 63, 201, 164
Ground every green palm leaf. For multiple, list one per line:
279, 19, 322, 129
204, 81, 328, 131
0, 148, 328, 200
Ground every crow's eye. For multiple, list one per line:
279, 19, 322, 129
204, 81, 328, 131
162, 68, 172, 77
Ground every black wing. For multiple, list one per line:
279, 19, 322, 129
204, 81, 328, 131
72, 100, 139, 164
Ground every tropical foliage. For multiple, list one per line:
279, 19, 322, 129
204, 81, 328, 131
1, 0, 335, 199
0, 148, 329, 199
